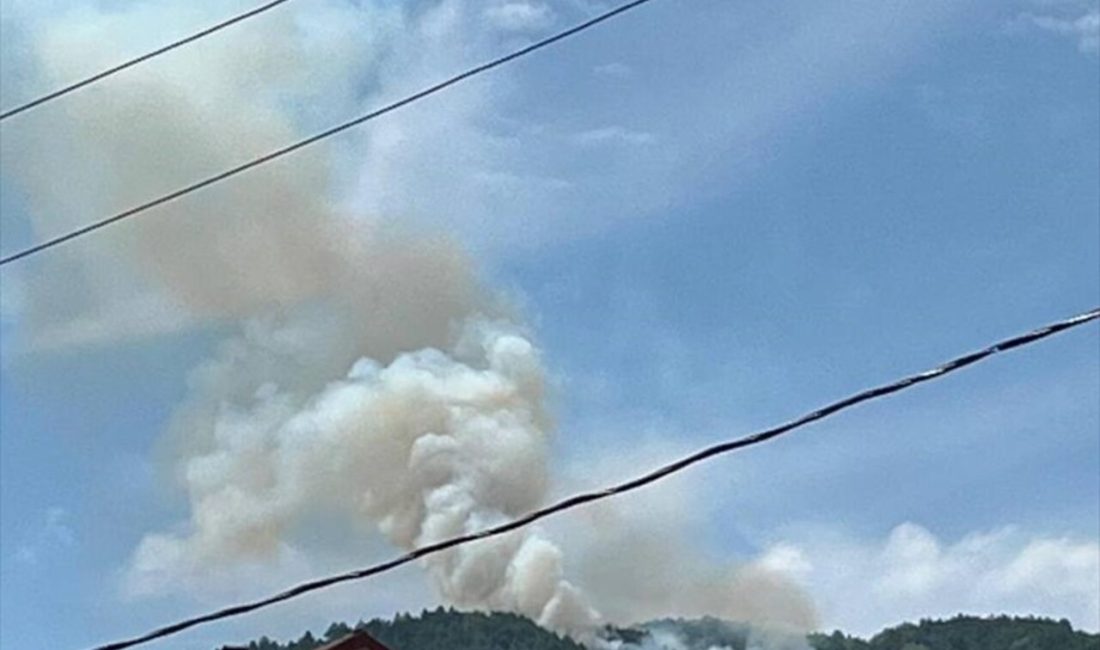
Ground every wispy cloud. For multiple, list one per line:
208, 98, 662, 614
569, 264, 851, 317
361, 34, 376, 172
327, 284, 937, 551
13, 507, 76, 566
593, 62, 634, 78
1011, 4, 1100, 54
573, 126, 656, 146
485, 1, 555, 32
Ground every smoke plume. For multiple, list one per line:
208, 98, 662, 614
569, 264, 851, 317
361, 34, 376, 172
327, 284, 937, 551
128, 314, 598, 631
1, 0, 599, 632
1, 0, 815, 642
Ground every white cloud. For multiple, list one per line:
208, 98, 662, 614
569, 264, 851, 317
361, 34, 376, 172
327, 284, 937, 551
485, 1, 555, 32
593, 62, 634, 78
756, 523, 1100, 636
1014, 8, 1100, 53
352, 0, 975, 255
13, 507, 75, 566
755, 544, 814, 584
573, 126, 656, 146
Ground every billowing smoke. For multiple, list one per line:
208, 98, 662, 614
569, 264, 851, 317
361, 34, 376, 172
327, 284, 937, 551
127, 314, 598, 631
1, 0, 814, 642
2, 0, 598, 632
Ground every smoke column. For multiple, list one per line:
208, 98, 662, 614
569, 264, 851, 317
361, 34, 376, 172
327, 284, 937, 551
127, 312, 599, 631
2, 0, 599, 633
1, 0, 815, 641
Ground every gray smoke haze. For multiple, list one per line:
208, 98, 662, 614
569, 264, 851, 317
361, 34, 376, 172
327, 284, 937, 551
1, 0, 411, 347
577, 518, 815, 630
1, 0, 817, 642
556, 448, 818, 638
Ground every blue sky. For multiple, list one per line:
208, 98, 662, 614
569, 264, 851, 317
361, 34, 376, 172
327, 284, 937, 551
0, 1, 1098, 648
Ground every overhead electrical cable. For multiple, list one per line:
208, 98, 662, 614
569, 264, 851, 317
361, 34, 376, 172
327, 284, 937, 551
0, 0, 295, 122
91, 306, 1100, 650
0, 0, 659, 267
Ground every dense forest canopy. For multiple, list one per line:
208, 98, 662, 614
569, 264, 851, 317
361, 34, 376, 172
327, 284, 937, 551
230, 609, 1099, 650
808, 615, 1098, 650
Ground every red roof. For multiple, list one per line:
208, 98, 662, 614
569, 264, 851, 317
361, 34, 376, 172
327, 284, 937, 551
316, 631, 394, 650
221, 630, 392, 650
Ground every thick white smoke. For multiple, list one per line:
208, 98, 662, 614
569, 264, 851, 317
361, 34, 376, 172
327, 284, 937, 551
1, 0, 816, 642
127, 314, 598, 631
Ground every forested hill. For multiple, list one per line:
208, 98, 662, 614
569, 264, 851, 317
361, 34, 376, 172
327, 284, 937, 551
231, 609, 1099, 650
809, 615, 1099, 650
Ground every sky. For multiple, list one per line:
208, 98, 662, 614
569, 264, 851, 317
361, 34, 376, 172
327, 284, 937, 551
0, 0, 1098, 648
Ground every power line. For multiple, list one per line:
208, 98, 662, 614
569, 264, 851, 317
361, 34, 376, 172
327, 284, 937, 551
91, 306, 1100, 650
0, 0, 659, 267
0, 0, 295, 122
